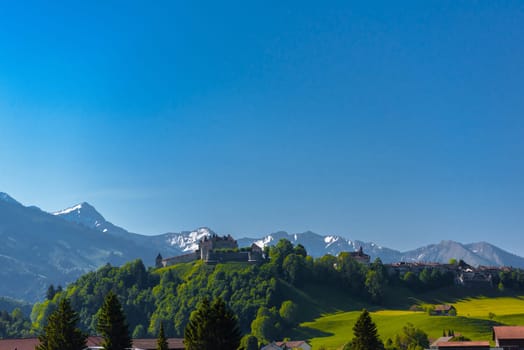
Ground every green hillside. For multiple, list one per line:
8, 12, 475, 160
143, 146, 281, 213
292, 288, 524, 349
27, 239, 524, 347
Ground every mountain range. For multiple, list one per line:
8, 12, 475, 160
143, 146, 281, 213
1, 191, 524, 302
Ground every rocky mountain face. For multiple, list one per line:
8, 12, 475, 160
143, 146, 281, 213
1, 191, 523, 302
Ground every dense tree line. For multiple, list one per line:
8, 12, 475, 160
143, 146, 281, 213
497, 269, 524, 291
392, 268, 455, 292
0, 308, 32, 338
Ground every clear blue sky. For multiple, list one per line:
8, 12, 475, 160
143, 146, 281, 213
1, 1, 523, 253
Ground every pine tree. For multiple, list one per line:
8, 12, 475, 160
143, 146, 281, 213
46, 285, 56, 301
97, 291, 132, 350
344, 309, 383, 350
184, 297, 241, 350
36, 298, 86, 350
157, 322, 168, 350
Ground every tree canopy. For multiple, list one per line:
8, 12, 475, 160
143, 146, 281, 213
389, 323, 429, 350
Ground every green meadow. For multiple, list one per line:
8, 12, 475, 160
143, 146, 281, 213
290, 286, 524, 350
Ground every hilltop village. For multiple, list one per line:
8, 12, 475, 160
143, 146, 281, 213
157, 235, 511, 289
386, 260, 511, 288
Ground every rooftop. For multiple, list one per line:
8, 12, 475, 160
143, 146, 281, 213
493, 326, 524, 339
436, 341, 490, 348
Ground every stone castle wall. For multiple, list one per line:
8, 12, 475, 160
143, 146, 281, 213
162, 252, 199, 267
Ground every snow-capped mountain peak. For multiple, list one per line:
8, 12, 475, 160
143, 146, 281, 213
53, 202, 106, 228
52, 202, 126, 235
165, 227, 215, 252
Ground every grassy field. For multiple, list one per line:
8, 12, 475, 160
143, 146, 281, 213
292, 287, 524, 350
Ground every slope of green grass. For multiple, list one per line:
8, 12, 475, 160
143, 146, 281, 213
288, 285, 524, 350
300, 310, 499, 350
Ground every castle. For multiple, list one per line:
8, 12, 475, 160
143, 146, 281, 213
157, 234, 265, 267
349, 246, 371, 264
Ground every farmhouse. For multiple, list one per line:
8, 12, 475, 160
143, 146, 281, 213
493, 326, 524, 350
431, 304, 456, 316
435, 341, 491, 350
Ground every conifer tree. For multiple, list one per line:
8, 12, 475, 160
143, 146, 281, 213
157, 322, 168, 350
36, 298, 86, 350
46, 285, 56, 301
344, 309, 383, 350
97, 291, 132, 350
184, 297, 241, 350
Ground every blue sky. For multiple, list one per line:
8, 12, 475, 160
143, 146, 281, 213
1, 1, 523, 253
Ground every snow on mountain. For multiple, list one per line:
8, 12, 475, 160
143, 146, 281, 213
239, 232, 524, 267
241, 231, 401, 261
54, 202, 106, 230
53, 203, 84, 216
53, 202, 129, 237
163, 227, 214, 252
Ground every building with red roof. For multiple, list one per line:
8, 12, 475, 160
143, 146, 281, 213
435, 341, 491, 350
493, 326, 524, 350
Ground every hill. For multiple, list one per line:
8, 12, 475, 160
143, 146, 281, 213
28, 239, 524, 346
2, 191, 524, 302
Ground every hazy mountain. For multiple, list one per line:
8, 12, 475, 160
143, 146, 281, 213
399, 240, 494, 266
51, 201, 182, 257
2, 191, 524, 302
237, 231, 402, 262
465, 241, 524, 267
397, 240, 524, 267
0, 193, 163, 301
239, 232, 524, 267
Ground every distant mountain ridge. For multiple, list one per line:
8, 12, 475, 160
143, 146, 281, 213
239, 232, 524, 267
1, 191, 524, 302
